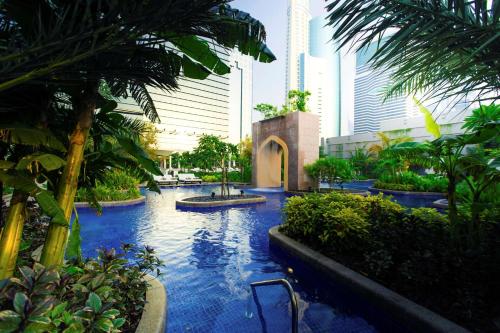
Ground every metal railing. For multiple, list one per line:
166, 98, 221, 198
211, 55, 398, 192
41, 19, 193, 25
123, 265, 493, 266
250, 279, 299, 333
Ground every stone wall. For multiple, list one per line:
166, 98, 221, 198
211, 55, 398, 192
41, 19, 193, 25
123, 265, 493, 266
252, 112, 319, 191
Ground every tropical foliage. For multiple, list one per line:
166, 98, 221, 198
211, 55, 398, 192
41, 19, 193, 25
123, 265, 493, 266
374, 172, 448, 193
0, 245, 163, 333
305, 157, 354, 189
326, 0, 500, 104
385, 106, 499, 247
282, 192, 500, 331
75, 170, 141, 205
0, 0, 275, 282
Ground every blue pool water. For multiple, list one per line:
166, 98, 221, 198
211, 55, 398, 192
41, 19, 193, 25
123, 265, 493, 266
79, 186, 411, 333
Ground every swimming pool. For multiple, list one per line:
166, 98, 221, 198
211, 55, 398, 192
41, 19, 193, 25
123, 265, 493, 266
79, 185, 410, 333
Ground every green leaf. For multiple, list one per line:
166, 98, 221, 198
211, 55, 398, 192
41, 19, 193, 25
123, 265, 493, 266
170, 35, 231, 75
181, 55, 211, 80
0, 126, 67, 152
116, 137, 162, 176
101, 309, 120, 319
62, 323, 86, 333
24, 321, 51, 333
0, 170, 39, 194
27, 316, 51, 325
86, 293, 102, 313
16, 153, 66, 172
65, 206, 82, 262
35, 190, 67, 227
413, 97, 441, 138
0, 161, 15, 170
113, 317, 126, 328
95, 318, 113, 332
50, 302, 68, 318
13, 292, 28, 314
0, 310, 21, 332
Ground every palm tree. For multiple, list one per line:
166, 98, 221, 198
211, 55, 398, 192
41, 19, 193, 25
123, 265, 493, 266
1, 1, 276, 268
326, 0, 500, 104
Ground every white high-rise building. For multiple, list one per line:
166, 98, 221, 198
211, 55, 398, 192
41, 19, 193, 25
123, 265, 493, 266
288, 6, 356, 140
117, 48, 253, 156
285, 0, 311, 93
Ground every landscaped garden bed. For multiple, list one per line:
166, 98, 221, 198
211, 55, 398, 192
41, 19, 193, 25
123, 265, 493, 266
269, 226, 468, 333
280, 191, 500, 331
0, 203, 165, 332
176, 194, 266, 208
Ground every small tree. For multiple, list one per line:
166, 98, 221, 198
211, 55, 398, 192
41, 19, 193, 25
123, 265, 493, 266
193, 135, 238, 198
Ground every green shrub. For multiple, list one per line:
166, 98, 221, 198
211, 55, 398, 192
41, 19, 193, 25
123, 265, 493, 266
194, 171, 250, 183
375, 171, 447, 192
76, 170, 141, 202
281, 191, 500, 330
201, 175, 219, 182
0, 245, 163, 332
304, 157, 354, 187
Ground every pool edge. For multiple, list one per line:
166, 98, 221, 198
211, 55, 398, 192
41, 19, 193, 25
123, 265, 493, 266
75, 196, 146, 208
136, 274, 168, 333
268, 226, 469, 333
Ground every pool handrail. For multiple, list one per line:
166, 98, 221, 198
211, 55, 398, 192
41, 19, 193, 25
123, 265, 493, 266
250, 278, 298, 333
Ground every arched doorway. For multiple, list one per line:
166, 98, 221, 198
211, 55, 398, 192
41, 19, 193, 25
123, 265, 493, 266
252, 111, 319, 191
256, 135, 289, 190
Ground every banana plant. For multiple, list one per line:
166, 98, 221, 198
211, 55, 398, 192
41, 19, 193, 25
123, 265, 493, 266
0, 127, 67, 278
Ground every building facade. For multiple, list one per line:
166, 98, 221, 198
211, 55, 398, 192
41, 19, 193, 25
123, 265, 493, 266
117, 48, 253, 156
285, 0, 311, 94
287, 3, 356, 140
353, 41, 419, 134
326, 112, 469, 159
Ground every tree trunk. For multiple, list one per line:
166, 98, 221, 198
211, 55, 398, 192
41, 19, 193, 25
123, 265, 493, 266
0, 145, 5, 228
226, 166, 230, 197
0, 181, 3, 229
41, 84, 97, 268
0, 190, 28, 279
220, 159, 225, 198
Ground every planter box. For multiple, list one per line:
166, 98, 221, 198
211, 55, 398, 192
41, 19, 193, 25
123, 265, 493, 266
269, 226, 469, 333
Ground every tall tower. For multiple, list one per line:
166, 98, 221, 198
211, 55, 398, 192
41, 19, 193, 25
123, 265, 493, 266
285, 0, 311, 95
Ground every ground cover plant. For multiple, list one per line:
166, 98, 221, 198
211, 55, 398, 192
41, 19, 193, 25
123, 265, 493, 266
0, 244, 163, 333
281, 192, 500, 331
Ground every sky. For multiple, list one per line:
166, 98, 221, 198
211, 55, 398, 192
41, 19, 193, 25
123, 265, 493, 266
231, 0, 329, 109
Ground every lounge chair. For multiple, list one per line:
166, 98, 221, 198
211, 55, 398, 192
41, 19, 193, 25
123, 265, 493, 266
154, 174, 179, 186
178, 173, 202, 184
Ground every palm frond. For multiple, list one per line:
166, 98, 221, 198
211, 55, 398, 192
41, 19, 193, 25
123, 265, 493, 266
326, 0, 500, 104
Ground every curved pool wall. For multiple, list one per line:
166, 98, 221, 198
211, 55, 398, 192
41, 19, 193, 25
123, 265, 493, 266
79, 185, 412, 333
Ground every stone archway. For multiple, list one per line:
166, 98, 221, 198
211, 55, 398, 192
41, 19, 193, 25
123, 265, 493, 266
256, 135, 289, 190
252, 112, 319, 191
